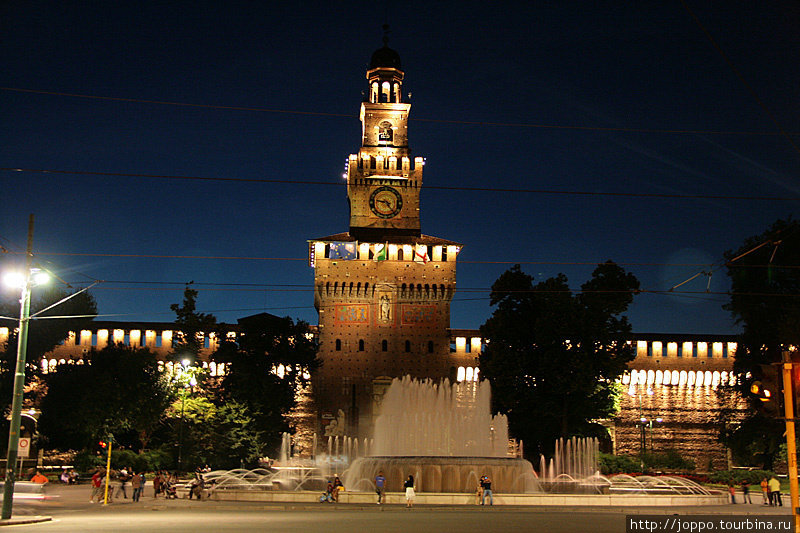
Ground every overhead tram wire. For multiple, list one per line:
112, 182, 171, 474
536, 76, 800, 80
4, 248, 799, 271
2, 167, 797, 202
3, 86, 798, 138
680, 0, 800, 159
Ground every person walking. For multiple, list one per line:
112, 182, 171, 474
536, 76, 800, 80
90, 470, 103, 503
375, 471, 386, 504
741, 480, 752, 504
728, 483, 736, 504
480, 475, 493, 506
404, 475, 415, 508
768, 476, 782, 506
116, 468, 129, 499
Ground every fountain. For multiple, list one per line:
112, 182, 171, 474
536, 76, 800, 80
203, 376, 718, 502
343, 376, 537, 493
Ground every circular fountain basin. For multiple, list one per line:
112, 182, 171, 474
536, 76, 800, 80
344, 456, 537, 493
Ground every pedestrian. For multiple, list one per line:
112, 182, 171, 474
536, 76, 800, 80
760, 478, 769, 505
102, 470, 114, 503
480, 475, 493, 506
153, 471, 162, 498
331, 476, 343, 502
404, 475, 415, 508
90, 470, 103, 503
728, 483, 736, 504
375, 471, 386, 504
768, 476, 782, 506
116, 467, 129, 499
741, 480, 752, 504
131, 470, 142, 502
189, 471, 205, 500
30, 470, 48, 485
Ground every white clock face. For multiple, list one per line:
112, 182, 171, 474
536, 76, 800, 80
369, 186, 402, 218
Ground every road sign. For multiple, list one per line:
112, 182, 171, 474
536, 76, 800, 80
18, 438, 30, 458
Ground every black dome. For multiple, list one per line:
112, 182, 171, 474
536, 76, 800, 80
369, 46, 402, 70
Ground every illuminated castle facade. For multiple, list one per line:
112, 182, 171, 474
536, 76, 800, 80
307, 37, 475, 437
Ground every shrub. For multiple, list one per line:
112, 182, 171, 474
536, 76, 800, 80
641, 449, 695, 472
599, 453, 641, 474
709, 469, 773, 486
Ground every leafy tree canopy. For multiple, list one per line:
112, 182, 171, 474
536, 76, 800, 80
37, 344, 172, 451
720, 218, 800, 468
725, 218, 800, 372
169, 283, 216, 362
212, 313, 318, 454
0, 285, 96, 410
479, 262, 640, 457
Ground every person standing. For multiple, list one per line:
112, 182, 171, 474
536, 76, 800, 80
153, 471, 162, 498
375, 471, 386, 504
728, 483, 736, 504
480, 475, 493, 506
768, 476, 782, 506
404, 475, 415, 508
131, 470, 142, 502
760, 478, 769, 505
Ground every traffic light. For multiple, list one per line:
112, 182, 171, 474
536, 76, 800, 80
751, 364, 782, 417
98, 440, 107, 449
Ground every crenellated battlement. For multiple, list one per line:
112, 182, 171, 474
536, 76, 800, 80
316, 280, 454, 301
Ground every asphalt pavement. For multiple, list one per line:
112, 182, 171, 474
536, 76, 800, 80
0, 484, 791, 532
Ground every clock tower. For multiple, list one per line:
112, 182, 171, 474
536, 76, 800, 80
308, 30, 473, 439
347, 33, 421, 240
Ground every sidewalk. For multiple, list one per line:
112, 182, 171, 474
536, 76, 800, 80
25, 484, 794, 516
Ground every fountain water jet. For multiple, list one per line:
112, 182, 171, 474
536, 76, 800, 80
343, 376, 537, 493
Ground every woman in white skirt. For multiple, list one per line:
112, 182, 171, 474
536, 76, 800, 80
404, 475, 415, 508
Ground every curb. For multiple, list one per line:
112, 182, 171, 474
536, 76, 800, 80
0, 516, 52, 526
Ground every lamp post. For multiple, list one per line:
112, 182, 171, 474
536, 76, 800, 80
176, 359, 196, 474
2, 215, 46, 519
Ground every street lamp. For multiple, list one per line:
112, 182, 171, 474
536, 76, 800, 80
176, 360, 197, 474
2, 215, 48, 519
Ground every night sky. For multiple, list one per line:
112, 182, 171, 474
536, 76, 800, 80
2, 2, 798, 335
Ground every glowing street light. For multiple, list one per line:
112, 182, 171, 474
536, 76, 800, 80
2, 215, 47, 519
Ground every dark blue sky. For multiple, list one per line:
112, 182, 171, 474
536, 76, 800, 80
2, 1, 798, 334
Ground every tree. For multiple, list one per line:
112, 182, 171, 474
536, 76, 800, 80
719, 218, 800, 469
0, 286, 97, 411
479, 262, 640, 457
37, 344, 172, 451
211, 313, 318, 459
170, 283, 216, 362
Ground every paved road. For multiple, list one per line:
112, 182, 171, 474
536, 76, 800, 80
2, 485, 791, 533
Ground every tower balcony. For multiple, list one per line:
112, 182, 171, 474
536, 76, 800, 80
347, 153, 423, 182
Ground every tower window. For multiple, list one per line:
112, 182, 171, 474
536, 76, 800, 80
428, 341, 434, 353
405, 340, 411, 353
378, 121, 393, 144
381, 340, 388, 352
335, 339, 342, 351
358, 339, 365, 351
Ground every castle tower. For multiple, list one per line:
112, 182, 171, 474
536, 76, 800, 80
308, 31, 471, 438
